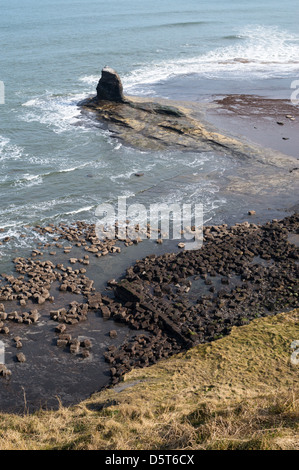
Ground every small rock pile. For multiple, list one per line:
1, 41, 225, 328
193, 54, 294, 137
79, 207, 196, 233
56, 334, 92, 358
34, 221, 124, 256
0, 364, 11, 378
0, 306, 40, 334
101, 214, 299, 382
105, 332, 182, 384
50, 302, 89, 325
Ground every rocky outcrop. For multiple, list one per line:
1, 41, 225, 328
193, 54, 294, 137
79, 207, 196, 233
81, 67, 248, 153
96, 67, 125, 103
79, 67, 299, 173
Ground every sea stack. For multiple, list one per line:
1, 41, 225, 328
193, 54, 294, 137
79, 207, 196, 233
96, 66, 125, 102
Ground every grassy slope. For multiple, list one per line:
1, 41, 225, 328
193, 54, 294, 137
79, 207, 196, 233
0, 310, 298, 450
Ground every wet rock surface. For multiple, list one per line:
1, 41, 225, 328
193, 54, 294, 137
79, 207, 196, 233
0, 214, 297, 411
79, 68, 299, 167
81, 92, 263, 156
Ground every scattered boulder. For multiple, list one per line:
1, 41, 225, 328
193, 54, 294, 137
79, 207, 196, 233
101, 306, 111, 319
55, 324, 66, 334
70, 339, 80, 355
81, 339, 92, 349
16, 353, 26, 363
0, 364, 11, 378
82, 350, 90, 359
57, 339, 68, 348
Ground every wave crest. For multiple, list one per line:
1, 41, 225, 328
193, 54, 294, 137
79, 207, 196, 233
123, 25, 299, 92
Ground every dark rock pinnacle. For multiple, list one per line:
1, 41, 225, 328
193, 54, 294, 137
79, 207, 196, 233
96, 66, 125, 103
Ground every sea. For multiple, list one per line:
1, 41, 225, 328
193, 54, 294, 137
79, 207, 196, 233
1, 0, 299, 265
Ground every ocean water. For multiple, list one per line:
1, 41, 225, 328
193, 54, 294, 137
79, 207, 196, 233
1, 0, 299, 260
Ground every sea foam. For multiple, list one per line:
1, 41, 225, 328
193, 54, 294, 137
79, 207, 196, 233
123, 25, 299, 93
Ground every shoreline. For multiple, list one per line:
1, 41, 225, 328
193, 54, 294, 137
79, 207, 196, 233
0, 76, 299, 413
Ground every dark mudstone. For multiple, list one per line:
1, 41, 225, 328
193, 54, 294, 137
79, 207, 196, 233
96, 67, 125, 103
